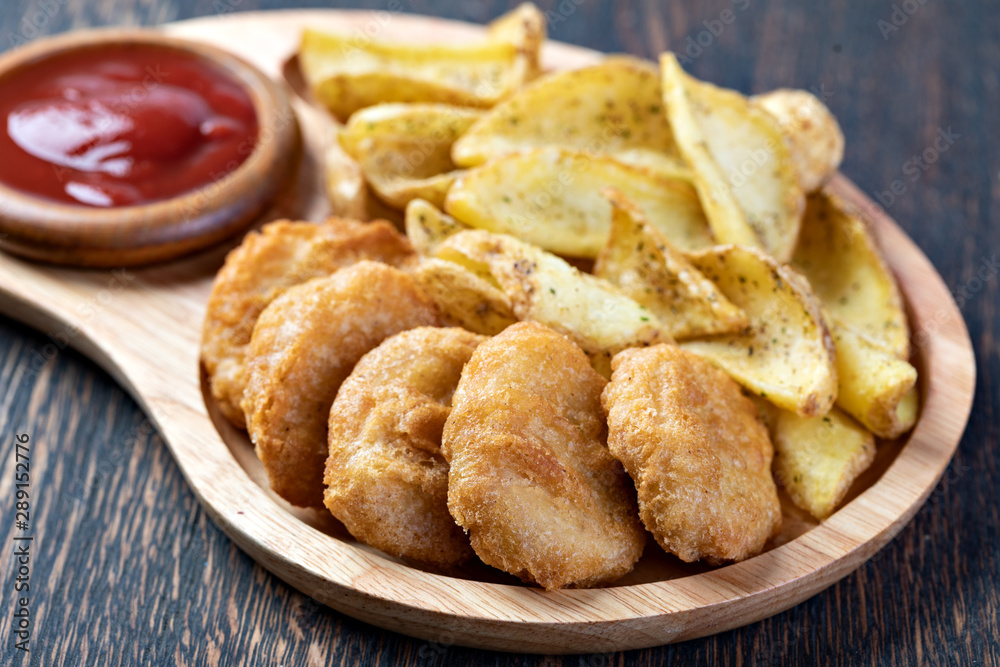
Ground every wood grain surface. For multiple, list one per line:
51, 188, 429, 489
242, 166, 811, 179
0, 0, 997, 665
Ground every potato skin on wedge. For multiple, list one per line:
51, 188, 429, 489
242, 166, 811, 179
753, 89, 845, 193
445, 147, 714, 258
793, 190, 910, 359
452, 56, 686, 175
661, 53, 804, 263
680, 245, 838, 417
594, 187, 748, 340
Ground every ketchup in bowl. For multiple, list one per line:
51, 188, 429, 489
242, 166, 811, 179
0, 44, 258, 208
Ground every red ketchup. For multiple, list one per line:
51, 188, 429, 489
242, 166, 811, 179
0, 45, 258, 207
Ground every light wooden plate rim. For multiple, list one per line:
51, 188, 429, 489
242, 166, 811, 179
0, 9, 976, 653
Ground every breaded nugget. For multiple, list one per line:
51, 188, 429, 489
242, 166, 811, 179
201, 218, 414, 427
442, 322, 645, 589
325, 327, 485, 568
602, 345, 781, 563
243, 262, 440, 507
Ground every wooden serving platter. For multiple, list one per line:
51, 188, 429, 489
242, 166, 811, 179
0, 10, 976, 654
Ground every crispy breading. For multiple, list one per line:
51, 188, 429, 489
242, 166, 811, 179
324, 327, 485, 568
242, 262, 440, 507
442, 322, 645, 589
201, 218, 415, 427
602, 344, 781, 563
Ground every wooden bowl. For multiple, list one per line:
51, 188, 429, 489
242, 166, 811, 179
0, 28, 299, 267
0, 10, 977, 654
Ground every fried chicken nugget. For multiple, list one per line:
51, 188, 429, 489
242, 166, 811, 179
442, 322, 645, 589
243, 262, 441, 507
602, 345, 781, 563
201, 218, 414, 427
325, 327, 485, 568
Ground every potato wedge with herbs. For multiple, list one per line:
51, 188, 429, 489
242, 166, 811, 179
412, 258, 517, 336
679, 245, 837, 417
594, 188, 747, 339
792, 191, 909, 359
661, 53, 804, 262
752, 89, 845, 193
767, 405, 876, 521
437, 229, 672, 375
832, 321, 919, 439
299, 4, 544, 120
444, 148, 714, 258
404, 198, 471, 256
452, 57, 686, 175
485, 2, 545, 84
337, 103, 481, 210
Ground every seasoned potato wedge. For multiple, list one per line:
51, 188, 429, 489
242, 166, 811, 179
437, 229, 672, 374
412, 258, 517, 335
594, 188, 747, 339
485, 2, 545, 83
323, 132, 369, 220
792, 191, 909, 359
452, 57, 686, 175
339, 103, 482, 159
444, 148, 714, 258
753, 89, 845, 193
680, 245, 837, 416
661, 53, 804, 262
765, 403, 876, 520
404, 198, 471, 256
299, 5, 544, 120
832, 321, 918, 439
337, 103, 481, 209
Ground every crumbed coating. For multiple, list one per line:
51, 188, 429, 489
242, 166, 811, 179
602, 344, 781, 563
242, 262, 440, 507
201, 218, 414, 427
324, 327, 485, 568
442, 322, 646, 589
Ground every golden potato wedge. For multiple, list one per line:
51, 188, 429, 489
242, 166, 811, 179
594, 188, 747, 339
832, 321, 919, 439
404, 198, 471, 256
792, 191, 909, 359
337, 103, 482, 210
299, 5, 543, 120
752, 89, 845, 193
679, 245, 837, 417
444, 148, 713, 258
412, 258, 517, 335
323, 133, 369, 220
437, 229, 672, 374
339, 103, 482, 159
661, 53, 804, 262
486, 2, 545, 83
452, 57, 686, 175
767, 405, 876, 520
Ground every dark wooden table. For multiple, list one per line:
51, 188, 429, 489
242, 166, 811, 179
1, 0, 997, 664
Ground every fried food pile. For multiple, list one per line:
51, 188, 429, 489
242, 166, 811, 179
199, 4, 920, 588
